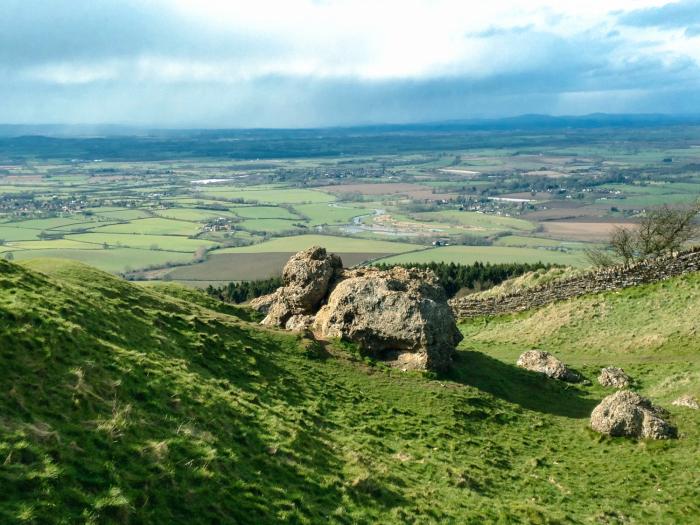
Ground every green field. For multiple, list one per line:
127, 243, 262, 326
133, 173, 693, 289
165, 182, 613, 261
494, 235, 590, 250
200, 187, 335, 204
213, 234, 418, 254
232, 205, 300, 220
0, 226, 43, 241
238, 218, 303, 233
66, 233, 218, 252
153, 208, 237, 222
10, 248, 194, 273
89, 208, 154, 220
89, 218, 203, 236
294, 203, 364, 225
4, 239, 103, 251
0, 258, 697, 523
377, 245, 587, 266
413, 210, 536, 233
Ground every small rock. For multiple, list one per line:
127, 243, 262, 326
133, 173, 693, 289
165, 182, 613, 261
672, 394, 699, 410
516, 350, 579, 382
598, 367, 631, 389
590, 390, 676, 440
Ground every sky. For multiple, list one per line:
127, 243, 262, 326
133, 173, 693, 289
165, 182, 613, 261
2, 0, 700, 127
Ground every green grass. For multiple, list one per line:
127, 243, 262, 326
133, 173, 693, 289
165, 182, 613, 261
412, 211, 535, 234
238, 218, 303, 233
232, 206, 300, 220
377, 245, 587, 266
9, 248, 193, 273
89, 208, 154, 221
0, 259, 697, 523
200, 187, 335, 204
89, 218, 202, 236
3, 217, 101, 232
65, 233, 218, 252
0, 226, 43, 242
4, 239, 103, 251
600, 194, 699, 207
152, 208, 237, 222
494, 235, 587, 249
212, 234, 418, 254
294, 203, 364, 226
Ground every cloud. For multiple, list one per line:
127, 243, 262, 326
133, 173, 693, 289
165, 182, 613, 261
618, 0, 700, 28
1, 0, 700, 126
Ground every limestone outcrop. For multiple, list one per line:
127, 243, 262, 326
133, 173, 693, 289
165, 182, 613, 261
516, 350, 579, 382
257, 246, 342, 327
252, 247, 462, 371
313, 266, 463, 371
590, 391, 675, 440
598, 367, 631, 389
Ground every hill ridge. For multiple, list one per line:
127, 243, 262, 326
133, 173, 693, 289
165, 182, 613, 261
1, 258, 698, 523
451, 246, 700, 318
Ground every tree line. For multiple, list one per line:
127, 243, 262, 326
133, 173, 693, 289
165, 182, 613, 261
206, 260, 554, 304
372, 260, 554, 298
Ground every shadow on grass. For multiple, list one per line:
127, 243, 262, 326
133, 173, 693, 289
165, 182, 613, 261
446, 350, 598, 418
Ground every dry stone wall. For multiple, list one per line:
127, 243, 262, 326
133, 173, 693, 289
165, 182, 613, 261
450, 247, 700, 319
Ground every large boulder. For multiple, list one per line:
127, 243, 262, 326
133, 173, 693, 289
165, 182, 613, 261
313, 266, 463, 371
516, 350, 579, 382
590, 391, 675, 440
261, 247, 342, 327
598, 367, 631, 389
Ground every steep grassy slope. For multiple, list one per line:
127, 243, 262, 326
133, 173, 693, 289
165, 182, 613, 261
0, 259, 698, 523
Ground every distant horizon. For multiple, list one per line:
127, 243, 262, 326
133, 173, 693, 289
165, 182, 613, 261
3, 112, 700, 137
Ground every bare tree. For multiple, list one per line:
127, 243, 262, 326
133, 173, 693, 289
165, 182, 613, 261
583, 246, 616, 267
609, 226, 636, 265
636, 202, 700, 258
586, 200, 699, 267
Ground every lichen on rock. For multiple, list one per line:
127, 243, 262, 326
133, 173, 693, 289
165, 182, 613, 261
590, 390, 676, 440
598, 367, 631, 389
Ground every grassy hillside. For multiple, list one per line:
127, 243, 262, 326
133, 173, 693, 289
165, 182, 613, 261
0, 259, 698, 523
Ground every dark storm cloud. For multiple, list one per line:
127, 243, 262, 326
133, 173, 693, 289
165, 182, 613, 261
618, 0, 700, 28
0, 0, 284, 67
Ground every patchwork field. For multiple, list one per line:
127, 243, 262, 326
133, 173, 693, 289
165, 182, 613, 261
2, 128, 700, 282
